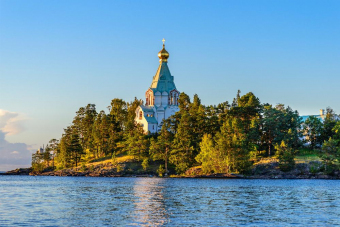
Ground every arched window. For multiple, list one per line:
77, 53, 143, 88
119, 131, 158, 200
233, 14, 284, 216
146, 97, 149, 105
139, 111, 143, 120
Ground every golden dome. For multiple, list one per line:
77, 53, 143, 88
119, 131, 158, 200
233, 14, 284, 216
158, 39, 169, 62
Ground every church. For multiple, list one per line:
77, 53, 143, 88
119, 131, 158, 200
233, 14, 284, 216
135, 40, 180, 134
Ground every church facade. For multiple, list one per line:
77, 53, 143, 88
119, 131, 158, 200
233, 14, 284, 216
135, 41, 180, 133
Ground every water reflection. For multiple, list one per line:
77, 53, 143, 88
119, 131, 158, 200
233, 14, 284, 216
131, 178, 168, 226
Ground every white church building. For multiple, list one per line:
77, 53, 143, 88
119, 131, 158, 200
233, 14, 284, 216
135, 40, 180, 134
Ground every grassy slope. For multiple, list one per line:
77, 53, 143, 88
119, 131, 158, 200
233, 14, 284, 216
74, 149, 322, 176
78, 153, 162, 174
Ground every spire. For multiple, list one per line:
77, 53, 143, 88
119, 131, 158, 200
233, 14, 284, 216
158, 38, 169, 62
150, 39, 176, 93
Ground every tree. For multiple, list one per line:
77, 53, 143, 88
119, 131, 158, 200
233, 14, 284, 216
261, 104, 301, 156
171, 111, 195, 173
332, 121, 340, 142
320, 107, 339, 143
275, 141, 295, 172
92, 111, 110, 158
196, 134, 225, 174
124, 126, 150, 161
31, 151, 45, 173
72, 104, 97, 155
45, 139, 59, 169
216, 117, 252, 174
69, 130, 84, 167
216, 92, 262, 173
303, 116, 323, 149
320, 138, 340, 173
109, 98, 127, 130
150, 119, 174, 174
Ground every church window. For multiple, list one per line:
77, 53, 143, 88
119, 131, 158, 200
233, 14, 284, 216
146, 97, 149, 105
139, 111, 143, 120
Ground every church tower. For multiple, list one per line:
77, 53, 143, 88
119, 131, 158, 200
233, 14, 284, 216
135, 40, 180, 133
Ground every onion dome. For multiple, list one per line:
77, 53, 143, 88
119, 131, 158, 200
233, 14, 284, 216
158, 38, 169, 62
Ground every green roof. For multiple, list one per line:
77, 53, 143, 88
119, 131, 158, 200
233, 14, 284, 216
145, 116, 158, 124
149, 62, 177, 93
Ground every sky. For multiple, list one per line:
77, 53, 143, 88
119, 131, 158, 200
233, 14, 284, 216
0, 0, 339, 171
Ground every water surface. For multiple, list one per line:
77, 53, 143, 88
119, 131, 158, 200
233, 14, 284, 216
1, 176, 339, 226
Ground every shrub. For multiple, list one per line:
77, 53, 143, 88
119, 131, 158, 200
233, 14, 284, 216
157, 165, 165, 177
81, 163, 87, 172
275, 141, 295, 172
142, 158, 149, 171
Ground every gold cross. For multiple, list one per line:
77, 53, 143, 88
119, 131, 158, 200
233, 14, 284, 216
162, 38, 165, 45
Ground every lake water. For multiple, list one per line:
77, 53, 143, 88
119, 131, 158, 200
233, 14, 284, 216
0, 176, 340, 226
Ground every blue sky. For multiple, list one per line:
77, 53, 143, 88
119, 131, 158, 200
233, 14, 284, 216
0, 0, 339, 170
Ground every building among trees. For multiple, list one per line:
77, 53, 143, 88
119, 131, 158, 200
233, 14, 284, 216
135, 40, 180, 133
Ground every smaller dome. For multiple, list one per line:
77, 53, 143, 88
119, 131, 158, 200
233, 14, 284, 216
158, 44, 169, 62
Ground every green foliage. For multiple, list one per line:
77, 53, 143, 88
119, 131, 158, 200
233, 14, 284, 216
31, 151, 45, 173
261, 104, 302, 156
37, 92, 340, 176
124, 126, 150, 161
116, 164, 123, 173
275, 141, 295, 172
157, 164, 166, 177
303, 116, 323, 149
196, 134, 226, 174
320, 138, 340, 173
320, 107, 338, 143
142, 158, 149, 171
81, 163, 87, 171
309, 161, 322, 174
111, 152, 117, 165
150, 119, 174, 173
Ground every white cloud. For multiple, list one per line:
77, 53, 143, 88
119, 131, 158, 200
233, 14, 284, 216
0, 131, 33, 171
0, 109, 26, 135
0, 109, 32, 171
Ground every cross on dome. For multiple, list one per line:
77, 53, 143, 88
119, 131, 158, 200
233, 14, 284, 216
158, 39, 169, 62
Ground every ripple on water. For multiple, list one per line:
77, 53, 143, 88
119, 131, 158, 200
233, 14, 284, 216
1, 177, 340, 226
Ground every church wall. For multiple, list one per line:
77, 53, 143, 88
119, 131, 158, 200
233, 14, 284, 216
135, 116, 149, 133
148, 124, 157, 134
161, 93, 168, 107
155, 92, 161, 107
157, 111, 165, 127
135, 107, 151, 133
165, 106, 179, 119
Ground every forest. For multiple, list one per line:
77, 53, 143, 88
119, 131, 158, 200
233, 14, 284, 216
32, 91, 340, 176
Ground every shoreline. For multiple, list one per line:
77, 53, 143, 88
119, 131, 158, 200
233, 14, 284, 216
2, 168, 340, 179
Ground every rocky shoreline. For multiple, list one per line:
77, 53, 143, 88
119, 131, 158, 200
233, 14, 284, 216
2, 161, 340, 179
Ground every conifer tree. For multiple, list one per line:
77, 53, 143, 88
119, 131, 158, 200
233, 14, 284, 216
150, 119, 174, 174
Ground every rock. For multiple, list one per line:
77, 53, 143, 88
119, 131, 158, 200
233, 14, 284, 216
4, 168, 32, 175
